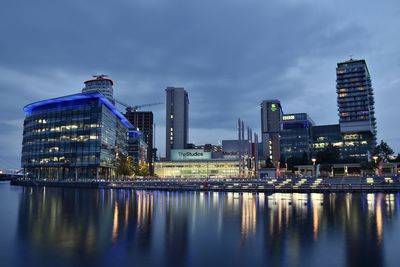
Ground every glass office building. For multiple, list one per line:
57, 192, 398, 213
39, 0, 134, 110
21, 93, 133, 180
127, 130, 147, 165
280, 113, 315, 162
312, 124, 343, 151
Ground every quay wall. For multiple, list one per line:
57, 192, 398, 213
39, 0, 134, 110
10, 178, 400, 193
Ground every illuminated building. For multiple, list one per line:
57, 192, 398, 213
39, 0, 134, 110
21, 93, 134, 180
261, 59, 379, 164
261, 100, 282, 166
312, 124, 343, 152
154, 149, 240, 178
337, 59, 377, 160
166, 87, 189, 160
280, 113, 315, 162
154, 160, 239, 178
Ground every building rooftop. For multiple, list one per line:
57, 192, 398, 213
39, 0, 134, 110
84, 77, 114, 86
337, 58, 370, 75
23, 93, 133, 129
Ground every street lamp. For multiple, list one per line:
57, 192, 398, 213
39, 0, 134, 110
373, 155, 378, 175
311, 158, 317, 177
206, 160, 209, 181
276, 161, 281, 178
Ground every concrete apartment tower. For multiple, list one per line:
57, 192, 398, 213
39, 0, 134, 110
165, 87, 189, 160
336, 59, 377, 160
261, 100, 282, 166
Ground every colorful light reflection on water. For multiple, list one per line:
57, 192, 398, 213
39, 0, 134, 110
1, 182, 400, 267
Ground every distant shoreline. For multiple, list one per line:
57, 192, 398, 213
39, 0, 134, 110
9, 178, 400, 193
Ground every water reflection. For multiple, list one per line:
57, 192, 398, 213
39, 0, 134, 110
15, 187, 400, 267
240, 193, 257, 240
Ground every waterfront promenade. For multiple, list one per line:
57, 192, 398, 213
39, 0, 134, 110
10, 175, 400, 193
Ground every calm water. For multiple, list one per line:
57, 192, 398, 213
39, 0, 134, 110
1, 182, 400, 267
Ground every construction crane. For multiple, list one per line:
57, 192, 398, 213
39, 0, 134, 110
115, 99, 163, 112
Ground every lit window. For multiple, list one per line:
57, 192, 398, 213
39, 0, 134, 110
49, 147, 59, 152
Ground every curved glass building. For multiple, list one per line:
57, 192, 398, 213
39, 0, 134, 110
21, 93, 133, 180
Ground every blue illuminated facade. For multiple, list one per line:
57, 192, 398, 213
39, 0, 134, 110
21, 93, 133, 180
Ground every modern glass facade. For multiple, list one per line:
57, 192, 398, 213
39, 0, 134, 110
21, 93, 132, 180
125, 111, 154, 171
128, 131, 148, 165
312, 124, 343, 152
280, 113, 314, 161
340, 132, 375, 159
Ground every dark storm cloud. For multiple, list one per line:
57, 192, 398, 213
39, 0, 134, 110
0, 0, 399, 165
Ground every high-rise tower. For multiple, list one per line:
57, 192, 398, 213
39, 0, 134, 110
125, 110, 155, 172
261, 100, 282, 166
336, 59, 377, 160
82, 75, 114, 103
165, 87, 189, 160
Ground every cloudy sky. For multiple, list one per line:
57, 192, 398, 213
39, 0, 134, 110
1, 0, 399, 169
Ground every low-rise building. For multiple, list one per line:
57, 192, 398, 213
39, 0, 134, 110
154, 148, 240, 178
312, 124, 343, 152
154, 160, 239, 178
